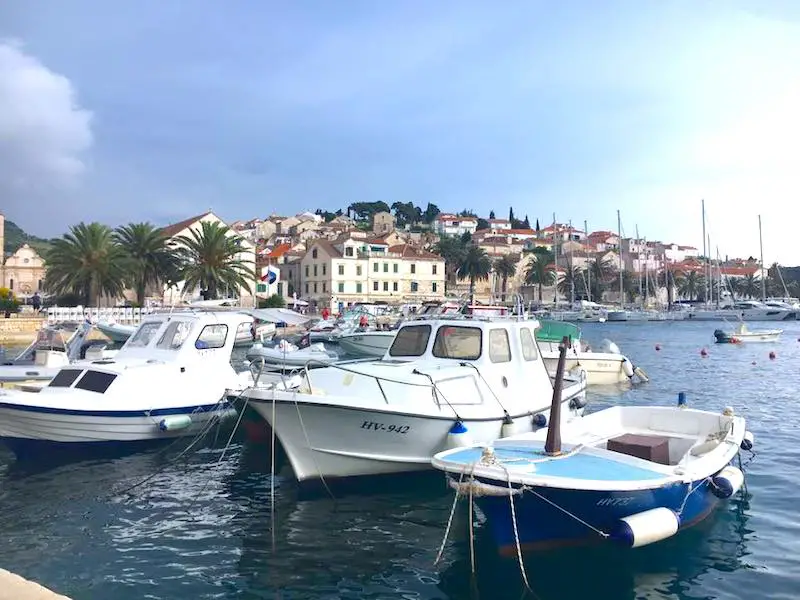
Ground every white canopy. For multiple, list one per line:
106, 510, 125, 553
247, 307, 313, 325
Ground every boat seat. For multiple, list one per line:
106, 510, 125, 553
607, 433, 671, 465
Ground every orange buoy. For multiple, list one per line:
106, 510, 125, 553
769, 351, 776, 360
655, 344, 661, 351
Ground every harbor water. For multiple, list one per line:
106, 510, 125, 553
0, 320, 797, 599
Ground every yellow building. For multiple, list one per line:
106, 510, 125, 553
299, 232, 445, 311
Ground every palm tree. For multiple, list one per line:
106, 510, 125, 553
588, 256, 616, 302
457, 245, 492, 304
557, 266, 584, 301
621, 270, 639, 304
434, 235, 468, 292
493, 254, 518, 302
524, 249, 556, 303
114, 222, 179, 306
43, 222, 128, 306
676, 270, 705, 301
173, 221, 255, 300
740, 274, 759, 299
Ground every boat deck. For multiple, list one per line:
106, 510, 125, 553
443, 444, 666, 481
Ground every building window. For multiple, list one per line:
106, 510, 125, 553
9, 279, 14, 290
432, 282, 437, 292
373, 281, 379, 291
338, 283, 344, 293
411, 281, 418, 292
305, 283, 309, 293
338, 265, 344, 276
322, 264, 327, 276
305, 265, 309, 277
313, 264, 318, 276
314, 283, 318, 293
373, 263, 379, 273
345, 247, 354, 257
410, 264, 416, 274
357, 266, 362, 276
383, 282, 388, 291
393, 282, 398, 292
356, 283, 362, 293
432, 264, 438, 275
322, 283, 326, 293
393, 263, 398, 273
312, 248, 318, 259
383, 262, 388, 272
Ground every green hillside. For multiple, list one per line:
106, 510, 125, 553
3, 220, 53, 257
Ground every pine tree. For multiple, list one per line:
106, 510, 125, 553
509, 207, 515, 222
535, 218, 540, 233
489, 210, 495, 219
523, 215, 530, 229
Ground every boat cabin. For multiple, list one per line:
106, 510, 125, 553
380, 317, 556, 394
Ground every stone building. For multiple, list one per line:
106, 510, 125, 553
0, 213, 47, 298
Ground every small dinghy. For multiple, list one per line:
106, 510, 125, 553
0, 310, 257, 459
714, 323, 782, 344
432, 344, 753, 555
337, 329, 397, 358
245, 336, 339, 370
94, 320, 136, 343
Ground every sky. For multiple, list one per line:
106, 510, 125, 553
1, 0, 800, 263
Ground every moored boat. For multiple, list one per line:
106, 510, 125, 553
0, 310, 256, 459
432, 391, 754, 555
337, 330, 397, 358
536, 320, 648, 385
235, 316, 588, 484
714, 323, 782, 344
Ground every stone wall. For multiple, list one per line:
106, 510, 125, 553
0, 316, 45, 344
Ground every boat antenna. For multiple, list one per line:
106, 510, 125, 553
412, 369, 462, 421
544, 335, 569, 456
458, 361, 512, 421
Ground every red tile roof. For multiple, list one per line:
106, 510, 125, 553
160, 211, 213, 237
266, 243, 292, 258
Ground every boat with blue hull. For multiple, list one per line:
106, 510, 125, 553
432, 355, 754, 554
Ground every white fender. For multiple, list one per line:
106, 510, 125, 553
610, 507, 680, 548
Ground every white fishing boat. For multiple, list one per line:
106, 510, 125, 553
95, 320, 136, 343
714, 323, 782, 344
0, 310, 256, 459
536, 321, 648, 386
432, 392, 753, 554
236, 316, 588, 484
0, 321, 115, 383
337, 329, 397, 358
245, 337, 339, 370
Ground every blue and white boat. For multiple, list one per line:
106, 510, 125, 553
0, 310, 258, 458
432, 396, 753, 555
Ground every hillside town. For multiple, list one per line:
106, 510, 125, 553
1, 204, 782, 315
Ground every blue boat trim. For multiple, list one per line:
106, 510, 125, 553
0, 401, 231, 418
444, 445, 668, 481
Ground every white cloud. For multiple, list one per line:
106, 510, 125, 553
0, 40, 92, 208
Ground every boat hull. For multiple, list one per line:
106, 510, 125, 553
337, 333, 394, 358
541, 354, 631, 385
466, 476, 723, 555
0, 402, 235, 459
245, 394, 584, 482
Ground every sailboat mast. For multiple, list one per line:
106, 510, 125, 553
759, 214, 766, 301
636, 224, 642, 300
701, 199, 708, 305
585, 219, 591, 302
707, 233, 712, 306
552, 213, 558, 304
617, 209, 624, 306
569, 219, 575, 304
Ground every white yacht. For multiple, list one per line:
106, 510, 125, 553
0, 310, 257, 459
236, 316, 588, 483
687, 300, 795, 321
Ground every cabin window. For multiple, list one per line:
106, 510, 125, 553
520, 327, 538, 361
488, 329, 511, 363
195, 324, 228, 349
127, 322, 163, 348
156, 320, 193, 350
49, 368, 83, 388
75, 370, 117, 394
236, 322, 254, 342
432, 326, 482, 360
389, 324, 432, 357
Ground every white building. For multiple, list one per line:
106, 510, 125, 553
434, 213, 478, 237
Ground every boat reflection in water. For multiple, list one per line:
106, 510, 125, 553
437, 494, 753, 600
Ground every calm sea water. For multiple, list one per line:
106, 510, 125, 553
0, 320, 798, 600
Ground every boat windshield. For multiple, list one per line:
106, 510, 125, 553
388, 324, 431, 357
155, 320, 193, 350
127, 321, 163, 348
432, 326, 482, 360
